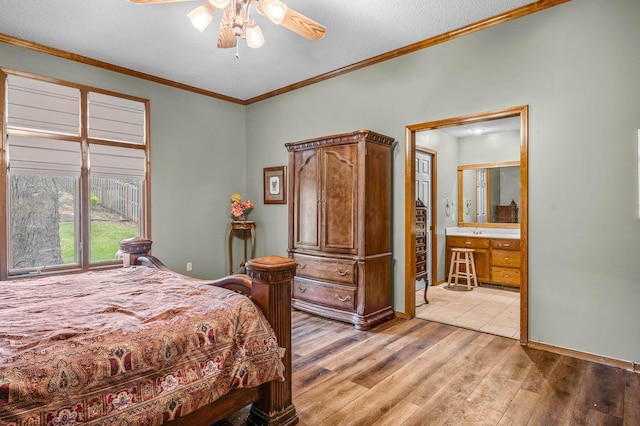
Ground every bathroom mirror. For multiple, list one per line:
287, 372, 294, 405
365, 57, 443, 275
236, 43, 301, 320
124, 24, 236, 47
458, 161, 520, 227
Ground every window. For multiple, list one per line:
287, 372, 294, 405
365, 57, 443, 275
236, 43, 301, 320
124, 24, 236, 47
1, 71, 149, 277
7, 135, 82, 270
88, 144, 146, 262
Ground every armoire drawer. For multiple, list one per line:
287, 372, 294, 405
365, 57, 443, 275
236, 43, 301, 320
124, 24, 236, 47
293, 254, 357, 285
491, 266, 520, 286
293, 278, 356, 312
491, 249, 521, 268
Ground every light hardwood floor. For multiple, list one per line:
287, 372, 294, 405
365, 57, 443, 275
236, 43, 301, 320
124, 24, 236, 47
215, 310, 640, 426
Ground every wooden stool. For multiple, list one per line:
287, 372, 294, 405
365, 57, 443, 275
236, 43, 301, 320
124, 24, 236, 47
447, 248, 478, 290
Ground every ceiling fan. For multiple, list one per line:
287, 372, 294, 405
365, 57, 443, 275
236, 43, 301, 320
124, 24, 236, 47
128, 0, 326, 50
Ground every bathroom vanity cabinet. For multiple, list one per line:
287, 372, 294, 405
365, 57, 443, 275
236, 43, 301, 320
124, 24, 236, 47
445, 235, 521, 288
490, 238, 521, 286
445, 236, 490, 283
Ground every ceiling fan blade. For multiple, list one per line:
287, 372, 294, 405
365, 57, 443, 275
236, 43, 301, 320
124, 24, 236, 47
217, 4, 237, 48
280, 8, 326, 41
218, 26, 237, 48
128, 0, 193, 3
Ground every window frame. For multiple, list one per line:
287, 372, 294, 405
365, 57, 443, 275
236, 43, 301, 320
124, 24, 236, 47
0, 69, 151, 279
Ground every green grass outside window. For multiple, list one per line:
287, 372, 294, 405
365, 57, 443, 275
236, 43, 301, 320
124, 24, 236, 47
59, 221, 137, 264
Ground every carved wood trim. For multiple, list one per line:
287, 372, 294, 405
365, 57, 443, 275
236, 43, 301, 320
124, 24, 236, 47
285, 130, 396, 152
248, 268, 297, 284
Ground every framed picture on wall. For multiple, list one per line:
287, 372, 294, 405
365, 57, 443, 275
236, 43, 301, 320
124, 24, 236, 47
263, 166, 286, 204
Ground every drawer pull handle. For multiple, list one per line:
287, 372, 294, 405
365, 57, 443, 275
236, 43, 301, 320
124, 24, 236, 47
335, 267, 351, 276
335, 294, 352, 302
297, 264, 306, 270
503, 244, 510, 247
503, 257, 511, 261
296, 286, 307, 293
504, 274, 511, 278
464, 241, 471, 245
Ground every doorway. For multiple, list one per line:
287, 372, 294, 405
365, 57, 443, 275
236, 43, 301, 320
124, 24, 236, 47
404, 106, 529, 344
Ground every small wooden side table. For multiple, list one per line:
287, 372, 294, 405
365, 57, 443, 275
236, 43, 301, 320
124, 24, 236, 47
228, 221, 256, 274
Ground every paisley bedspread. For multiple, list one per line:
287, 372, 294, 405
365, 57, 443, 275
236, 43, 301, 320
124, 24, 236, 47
0, 266, 284, 426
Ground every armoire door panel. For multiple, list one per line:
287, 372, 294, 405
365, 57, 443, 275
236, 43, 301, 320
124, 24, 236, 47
295, 150, 320, 249
364, 142, 392, 254
322, 145, 358, 252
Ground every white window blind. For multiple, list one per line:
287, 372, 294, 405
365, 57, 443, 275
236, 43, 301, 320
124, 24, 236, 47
6, 75, 80, 136
7, 136, 81, 176
89, 144, 146, 180
88, 92, 145, 144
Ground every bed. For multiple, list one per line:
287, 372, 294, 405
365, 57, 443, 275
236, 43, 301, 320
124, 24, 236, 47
0, 237, 298, 426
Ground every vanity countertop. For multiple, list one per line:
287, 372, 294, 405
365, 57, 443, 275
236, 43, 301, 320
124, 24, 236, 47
445, 227, 520, 239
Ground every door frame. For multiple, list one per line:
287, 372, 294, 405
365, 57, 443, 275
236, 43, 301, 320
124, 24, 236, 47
404, 105, 529, 344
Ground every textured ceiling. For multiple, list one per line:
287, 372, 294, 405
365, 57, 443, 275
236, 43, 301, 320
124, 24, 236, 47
0, 0, 538, 102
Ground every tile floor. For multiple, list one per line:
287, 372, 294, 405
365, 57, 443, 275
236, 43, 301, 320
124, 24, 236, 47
415, 282, 520, 339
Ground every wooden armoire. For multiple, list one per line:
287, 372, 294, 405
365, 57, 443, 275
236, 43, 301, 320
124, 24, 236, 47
285, 130, 396, 330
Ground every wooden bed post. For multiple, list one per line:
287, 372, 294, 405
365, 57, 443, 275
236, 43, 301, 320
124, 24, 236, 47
120, 237, 153, 266
246, 256, 299, 426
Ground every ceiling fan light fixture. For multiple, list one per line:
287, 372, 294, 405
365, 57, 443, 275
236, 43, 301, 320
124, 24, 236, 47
257, 0, 288, 25
208, 0, 231, 9
187, 5, 214, 32
245, 22, 265, 48
138, 0, 325, 51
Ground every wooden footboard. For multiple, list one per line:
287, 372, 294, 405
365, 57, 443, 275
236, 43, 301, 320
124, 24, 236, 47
120, 238, 298, 426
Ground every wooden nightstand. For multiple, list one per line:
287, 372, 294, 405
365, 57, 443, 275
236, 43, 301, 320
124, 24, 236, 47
228, 221, 256, 274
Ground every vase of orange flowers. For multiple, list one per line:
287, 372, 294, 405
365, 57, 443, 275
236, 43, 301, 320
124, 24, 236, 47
230, 193, 254, 221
